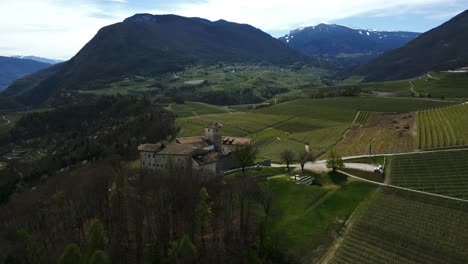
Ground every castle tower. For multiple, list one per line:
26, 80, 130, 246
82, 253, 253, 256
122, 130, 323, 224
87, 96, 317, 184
205, 122, 223, 152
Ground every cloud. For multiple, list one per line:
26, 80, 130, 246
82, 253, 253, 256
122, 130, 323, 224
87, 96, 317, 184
0, 0, 465, 58
0, 0, 126, 59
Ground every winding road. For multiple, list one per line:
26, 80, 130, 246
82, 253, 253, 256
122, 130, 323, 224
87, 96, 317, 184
409, 80, 419, 96
271, 147, 468, 203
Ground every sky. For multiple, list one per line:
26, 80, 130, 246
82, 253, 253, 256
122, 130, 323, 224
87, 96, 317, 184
0, 0, 466, 59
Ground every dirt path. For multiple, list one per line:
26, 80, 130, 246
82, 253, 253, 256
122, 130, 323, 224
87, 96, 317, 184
427, 73, 441, 80
409, 80, 419, 96
1, 115, 11, 125
338, 170, 468, 203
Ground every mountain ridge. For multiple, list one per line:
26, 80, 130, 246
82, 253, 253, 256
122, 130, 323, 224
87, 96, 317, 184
5, 14, 313, 106
356, 9, 468, 81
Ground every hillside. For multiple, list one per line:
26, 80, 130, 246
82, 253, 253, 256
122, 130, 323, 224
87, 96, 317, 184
11, 14, 312, 106
0, 56, 51, 91
357, 9, 468, 81
279, 24, 419, 67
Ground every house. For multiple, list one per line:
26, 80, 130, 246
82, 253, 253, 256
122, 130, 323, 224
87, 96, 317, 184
138, 122, 251, 176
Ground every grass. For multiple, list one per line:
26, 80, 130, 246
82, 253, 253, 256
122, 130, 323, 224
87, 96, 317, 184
410, 72, 468, 98
417, 103, 468, 149
340, 168, 384, 183
171, 102, 236, 117
263, 176, 376, 261
257, 138, 305, 162
332, 188, 468, 263
390, 150, 468, 199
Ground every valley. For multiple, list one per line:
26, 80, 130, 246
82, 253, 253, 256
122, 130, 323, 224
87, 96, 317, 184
0, 8, 468, 264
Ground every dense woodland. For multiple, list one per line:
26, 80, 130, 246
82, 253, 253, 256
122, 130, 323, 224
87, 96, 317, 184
0, 96, 295, 263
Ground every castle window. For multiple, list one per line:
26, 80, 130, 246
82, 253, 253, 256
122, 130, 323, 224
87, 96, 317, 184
143, 162, 146, 166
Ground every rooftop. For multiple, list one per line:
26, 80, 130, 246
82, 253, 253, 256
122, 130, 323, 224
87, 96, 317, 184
207, 122, 223, 129
157, 143, 198, 155
192, 151, 219, 165
222, 136, 251, 146
138, 143, 164, 152
176, 137, 209, 148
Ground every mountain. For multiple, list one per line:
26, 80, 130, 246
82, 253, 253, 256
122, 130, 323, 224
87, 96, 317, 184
279, 24, 419, 67
0, 56, 51, 91
357, 10, 468, 81
2, 63, 64, 97
8, 14, 311, 106
12, 56, 64, 65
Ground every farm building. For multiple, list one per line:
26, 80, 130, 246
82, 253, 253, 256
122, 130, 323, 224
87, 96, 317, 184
138, 122, 251, 176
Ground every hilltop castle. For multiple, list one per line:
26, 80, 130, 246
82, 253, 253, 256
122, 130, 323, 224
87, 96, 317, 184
138, 122, 251, 175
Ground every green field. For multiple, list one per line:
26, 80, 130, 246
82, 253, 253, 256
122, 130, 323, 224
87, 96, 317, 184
417, 103, 468, 149
264, 176, 376, 261
257, 98, 452, 122
176, 112, 291, 137
390, 150, 468, 198
410, 72, 468, 98
332, 188, 468, 263
171, 102, 236, 117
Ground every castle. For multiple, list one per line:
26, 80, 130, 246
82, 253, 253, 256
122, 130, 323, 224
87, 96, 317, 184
138, 122, 251, 175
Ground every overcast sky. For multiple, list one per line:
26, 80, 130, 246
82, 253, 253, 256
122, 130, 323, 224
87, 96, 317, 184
0, 0, 466, 59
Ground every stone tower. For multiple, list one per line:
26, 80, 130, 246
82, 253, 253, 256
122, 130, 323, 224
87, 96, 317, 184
205, 122, 223, 152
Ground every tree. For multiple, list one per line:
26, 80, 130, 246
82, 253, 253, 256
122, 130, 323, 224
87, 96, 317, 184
59, 243, 81, 264
89, 250, 110, 264
326, 149, 344, 171
195, 187, 212, 248
298, 151, 315, 172
85, 219, 108, 261
168, 235, 198, 264
280, 150, 295, 171
235, 145, 259, 176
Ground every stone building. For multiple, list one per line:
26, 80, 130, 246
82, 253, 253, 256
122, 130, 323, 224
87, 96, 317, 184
138, 122, 251, 175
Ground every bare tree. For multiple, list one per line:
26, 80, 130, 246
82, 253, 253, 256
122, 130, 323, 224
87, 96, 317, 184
326, 149, 344, 171
299, 150, 315, 172
235, 145, 259, 177
280, 150, 295, 171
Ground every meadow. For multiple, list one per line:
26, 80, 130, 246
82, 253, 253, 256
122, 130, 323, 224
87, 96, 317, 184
390, 150, 468, 199
332, 188, 468, 263
417, 103, 468, 149
410, 72, 468, 98
264, 175, 376, 262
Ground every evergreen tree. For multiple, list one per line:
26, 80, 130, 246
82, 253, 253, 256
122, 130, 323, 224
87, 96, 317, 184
58, 243, 81, 264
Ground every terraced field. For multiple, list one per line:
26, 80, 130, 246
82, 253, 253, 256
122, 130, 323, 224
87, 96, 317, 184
332, 188, 468, 263
334, 112, 416, 156
417, 103, 468, 149
390, 150, 468, 199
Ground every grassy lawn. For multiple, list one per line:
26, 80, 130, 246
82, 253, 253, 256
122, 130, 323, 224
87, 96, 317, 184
263, 176, 376, 261
257, 138, 305, 162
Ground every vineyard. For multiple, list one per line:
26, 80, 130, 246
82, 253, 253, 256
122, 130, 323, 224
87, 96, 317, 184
334, 127, 415, 156
390, 150, 468, 199
332, 188, 468, 263
250, 128, 289, 147
352, 111, 370, 126
290, 125, 350, 155
176, 112, 291, 137
417, 103, 468, 149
